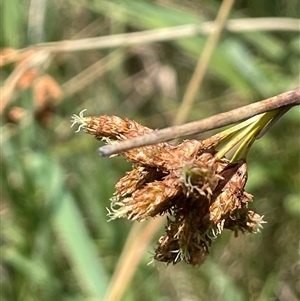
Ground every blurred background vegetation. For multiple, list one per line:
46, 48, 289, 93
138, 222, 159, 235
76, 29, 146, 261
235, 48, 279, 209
1, 0, 299, 300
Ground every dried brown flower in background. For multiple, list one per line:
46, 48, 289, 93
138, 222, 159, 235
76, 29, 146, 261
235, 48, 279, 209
7, 106, 26, 124
71, 112, 266, 266
0, 48, 19, 67
1, 47, 63, 127
33, 75, 63, 126
16, 68, 39, 90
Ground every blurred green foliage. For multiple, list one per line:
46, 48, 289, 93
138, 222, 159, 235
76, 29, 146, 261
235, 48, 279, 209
1, 1, 299, 301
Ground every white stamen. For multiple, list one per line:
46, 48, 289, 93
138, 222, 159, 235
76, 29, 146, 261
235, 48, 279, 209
71, 109, 87, 133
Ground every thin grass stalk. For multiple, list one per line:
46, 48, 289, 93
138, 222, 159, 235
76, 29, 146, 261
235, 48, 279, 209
99, 88, 300, 156
103, 218, 164, 301
174, 0, 236, 126
62, 50, 123, 97
20, 18, 300, 54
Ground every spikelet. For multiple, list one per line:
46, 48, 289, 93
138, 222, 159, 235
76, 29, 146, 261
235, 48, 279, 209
209, 160, 250, 224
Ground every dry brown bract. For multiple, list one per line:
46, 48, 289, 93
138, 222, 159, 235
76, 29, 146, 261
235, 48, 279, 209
71, 112, 265, 266
1, 48, 62, 126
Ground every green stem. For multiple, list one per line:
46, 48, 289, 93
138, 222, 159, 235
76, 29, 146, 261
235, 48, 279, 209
216, 109, 281, 160
209, 114, 263, 147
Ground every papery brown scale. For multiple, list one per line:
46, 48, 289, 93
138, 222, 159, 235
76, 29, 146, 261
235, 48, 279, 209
155, 225, 181, 264
223, 208, 263, 233
209, 159, 249, 223
170, 140, 205, 164
124, 143, 170, 167
153, 139, 220, 171
154, 203, 212, 265
210, 192, 238, 223
220, 159, 248, 190
115, 166, 148, 197
215, 158, 230, 174
242, 191, 253, 204
84, 115, 152, 140
215, 160, 247, 195
115, 165, 166, 197
115, 176, 182, 221
121, 139, 206, 170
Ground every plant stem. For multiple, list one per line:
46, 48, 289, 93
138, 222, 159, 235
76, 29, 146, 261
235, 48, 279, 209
22, 18, 299, 54
99, 87, 300, 156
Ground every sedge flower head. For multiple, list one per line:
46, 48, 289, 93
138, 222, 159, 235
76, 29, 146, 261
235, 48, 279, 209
72, 112, 264, 266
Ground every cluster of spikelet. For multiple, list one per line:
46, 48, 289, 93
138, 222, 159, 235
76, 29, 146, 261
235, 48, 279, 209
71, 111, 265, 266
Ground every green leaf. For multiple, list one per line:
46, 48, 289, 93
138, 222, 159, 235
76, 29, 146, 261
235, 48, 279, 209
29, 153, 110, 298
2, 0, 22, 47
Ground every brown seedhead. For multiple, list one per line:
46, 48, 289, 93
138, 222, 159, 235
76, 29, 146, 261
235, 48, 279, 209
71, 112, 265, 266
